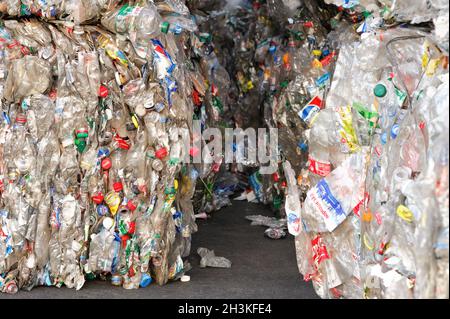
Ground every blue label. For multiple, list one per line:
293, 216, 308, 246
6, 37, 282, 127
299, 105, 320, 122
316, 73, 330, 87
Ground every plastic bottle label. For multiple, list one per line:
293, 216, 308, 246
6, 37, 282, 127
316, 72, 330, 87
308, 179, 347, 232
298, 96, 323, 125
311, 235, 330, 265
285, 195, 302, 236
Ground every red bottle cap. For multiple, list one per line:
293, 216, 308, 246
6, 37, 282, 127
189, 147, 200, 157
192, 89, 202, 106
303, 21, 314, 28
92, 193, 104, 204
127, 200, 137, 212
113, 182, 123, 192
49, 89, 57, 100
101, 158, 112, 170
98, 85, 109, 98
16, 114, 27, 124
114, 135, 130, 150
212, 163, 221, 173
155, 147, 168, 159
281, 181, 287, 188
121, 234, 130, 248
128, 221, 136, 234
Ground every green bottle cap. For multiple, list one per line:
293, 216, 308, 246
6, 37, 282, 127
161, 21, 170, 34
199, 33, 212, 43
76, 132, 89, 139
374, 84, 387, 98
75, 139, 87, 153
293, 31, 305, 41
85, 272, 96, 281
363, 11, 372, 18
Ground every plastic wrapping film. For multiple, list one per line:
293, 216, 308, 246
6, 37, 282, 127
0, 0, 212, 293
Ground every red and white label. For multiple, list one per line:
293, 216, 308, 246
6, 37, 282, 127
311, 235, 330, 266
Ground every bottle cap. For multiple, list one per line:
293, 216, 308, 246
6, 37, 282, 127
114, 136, 130, 150
111, 275, 122, 286
155, 147, 168, 159
140, 273, 153, 287
298, 142, 308, 152
189, 147, 200, 157
272, 173, 280, 182
154, 102, 165, 112
98, 85, 109, 98
76, 128, 89, 138
92, 193, 104, 204
180, 275, 190, 282
98, 148, 110, 158
15, 114, 27, 124
113, 182, 123, 192
75, 139, 87, 153
101, 158, 112, 170
374, 84, 387, 98
103, 217, 114, 230
152, 159, 164, 171
97, 204, 109, 216
127, 200, 137, 211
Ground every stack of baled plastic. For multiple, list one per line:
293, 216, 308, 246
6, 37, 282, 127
0, 0, 202, 293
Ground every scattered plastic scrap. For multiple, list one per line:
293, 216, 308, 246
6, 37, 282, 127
197, 248, 232, 269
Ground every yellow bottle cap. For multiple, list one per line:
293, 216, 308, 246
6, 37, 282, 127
397, 205, 414, 223
132, 114, 139, 129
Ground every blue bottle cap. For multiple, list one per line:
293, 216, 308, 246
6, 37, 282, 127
98, 148, 110, 158
97, 204, 110, 216
190, 168, 199, 180
298, 142, 308, 152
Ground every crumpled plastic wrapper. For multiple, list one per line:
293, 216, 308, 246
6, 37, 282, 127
197, 247, 232, 268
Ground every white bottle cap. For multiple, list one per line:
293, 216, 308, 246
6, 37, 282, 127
103, 217, 114, 230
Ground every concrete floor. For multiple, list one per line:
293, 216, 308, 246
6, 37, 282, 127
0, 201, 318, 299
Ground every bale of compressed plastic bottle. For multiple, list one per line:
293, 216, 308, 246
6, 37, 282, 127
259, 0, 449, 299
0, 0, 206, 292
